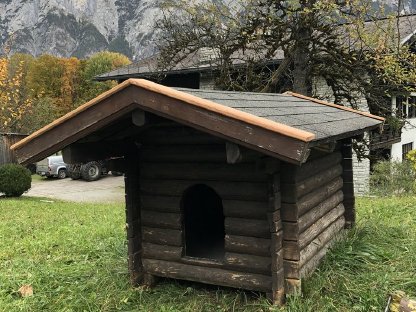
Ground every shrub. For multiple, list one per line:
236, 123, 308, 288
0, 164, 31, 197
369, 160, 416, 196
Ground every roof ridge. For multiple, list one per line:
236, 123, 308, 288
284, 92, 385, 122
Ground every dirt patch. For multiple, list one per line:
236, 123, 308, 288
25, 175, 125, 203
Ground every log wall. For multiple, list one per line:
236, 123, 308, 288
129, 125, 284, 303
280, 149, 346, 294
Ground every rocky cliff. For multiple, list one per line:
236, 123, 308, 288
0, 0, 159, 60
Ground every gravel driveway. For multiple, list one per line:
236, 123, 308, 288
25, 175, 125, 203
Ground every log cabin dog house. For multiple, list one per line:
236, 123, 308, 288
11, 79, 384, 305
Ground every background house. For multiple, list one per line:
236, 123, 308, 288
95, 14, 416, 194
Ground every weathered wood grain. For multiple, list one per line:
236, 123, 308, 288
142, 227, 182, 246
140, 144, 226, 163
141, 195, 181, 213
269, 268, 285, 305
283, 216, 345, 261
143, 259, 272, 292
225, 218, 271, 238
281, 177, 343, 215
224, 252, 272, 275
225, 235, 271, 256
223, 200, 269, 219
142, 242, 183, 261
281, 164, 343, 202
140, 162, 267, 182
141, 210, 182, 230
281, 151, 342, 183
140, 179, 268, 201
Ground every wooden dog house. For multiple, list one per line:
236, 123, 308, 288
11, 79, 384, 305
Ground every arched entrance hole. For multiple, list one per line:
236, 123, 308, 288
182, 184, 225, 260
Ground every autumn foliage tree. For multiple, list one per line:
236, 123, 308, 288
0, 51, 130, 134
0, 58, 33, 133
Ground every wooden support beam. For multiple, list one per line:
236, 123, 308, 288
142, 259, 272, 292
62, 141, 129, 164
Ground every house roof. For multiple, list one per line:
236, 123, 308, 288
96, 14, 416, 82
11, 79, 383, 165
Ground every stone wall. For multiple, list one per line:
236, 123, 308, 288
312, 76, 370, 195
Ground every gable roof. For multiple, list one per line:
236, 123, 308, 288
11, 79, 383, 165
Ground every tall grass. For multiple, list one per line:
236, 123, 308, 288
0, 196, 415, 311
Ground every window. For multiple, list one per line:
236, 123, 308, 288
402, 142, 413, 160
394, 95, 416, 118
182, 184, 225, 260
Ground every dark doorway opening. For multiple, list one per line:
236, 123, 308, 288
182, 184, 225, 260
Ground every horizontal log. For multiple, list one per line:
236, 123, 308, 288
298, 204, 344, 249
225, 235, 271, 256
299, 217, 345, 267
284, 233, 338, 279
281, 177, 343, 215
281, 164, 343, 202
300, 235, 341, 279
142, 243, 183, 261
297, 192, 343, 239
140, 179, 268, 201
139, 126, 223, 145
141, 210, 182, 230
282, 188, 343, 223
141, 195, 181, 213
142, 227, 182, 246
141, 144, 226, 162
268, 213, 283, 233
284, 216, 345, 261
223, 200, 269, 219
281, 152, 342, 183
143, 259, 272, 292
225, 218, 270, 238
140, 162, 267, 182
225, 252, 271, 275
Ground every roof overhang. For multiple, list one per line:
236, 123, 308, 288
12, 79, 319, 165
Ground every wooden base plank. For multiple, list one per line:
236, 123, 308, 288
143, 259, 272, 292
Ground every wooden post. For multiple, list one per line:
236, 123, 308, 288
125, 147, 145, 286
267, 171, 285, 306
341, 138, 355, 228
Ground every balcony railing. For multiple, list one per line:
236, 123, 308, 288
369, 123, 402, 150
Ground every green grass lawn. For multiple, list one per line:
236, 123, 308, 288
0, 196, 415, 312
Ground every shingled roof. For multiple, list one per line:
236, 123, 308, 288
11, 79, 383, 165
